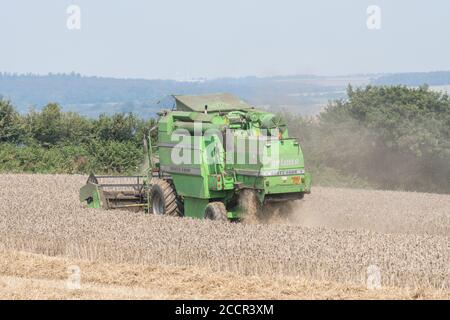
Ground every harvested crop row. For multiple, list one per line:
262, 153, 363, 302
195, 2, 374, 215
276, 187, 450, 236
0, 174, 448, 290
1, 250, 448, 300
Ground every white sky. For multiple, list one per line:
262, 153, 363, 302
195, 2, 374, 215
0, 0, 449, 79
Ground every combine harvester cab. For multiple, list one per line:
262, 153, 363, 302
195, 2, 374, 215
80, 93, 311, 221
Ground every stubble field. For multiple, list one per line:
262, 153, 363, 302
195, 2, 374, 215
0, 174, 449, 299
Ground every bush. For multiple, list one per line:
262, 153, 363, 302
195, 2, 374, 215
286, 85, 450, 193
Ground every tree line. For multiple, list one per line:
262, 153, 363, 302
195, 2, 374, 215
1, 85, 450, 193
0, 101, 154, 174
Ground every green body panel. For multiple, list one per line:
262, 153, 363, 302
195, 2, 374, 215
79, 183, 102, 208
172, 175, 206, 198
89, 188, 101, 208
183, 197, 209, 219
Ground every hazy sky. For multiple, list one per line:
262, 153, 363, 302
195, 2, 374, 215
0, 0, 449, 79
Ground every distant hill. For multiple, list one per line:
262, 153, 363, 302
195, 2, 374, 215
2, 71, 450, 118
373, 71, 450, 86
0, 73, 370, 118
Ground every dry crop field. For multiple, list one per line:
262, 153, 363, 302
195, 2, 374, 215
0, 174, 449, 299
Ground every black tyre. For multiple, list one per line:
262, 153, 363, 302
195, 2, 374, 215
150, 179, 183, 216
204, 202, 228, 221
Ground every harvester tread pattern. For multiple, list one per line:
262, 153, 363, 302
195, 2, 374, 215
205, 202, 228, 221
151, 178, 183, 216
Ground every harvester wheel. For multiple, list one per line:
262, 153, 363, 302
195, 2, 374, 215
150, 179, 183, 216
204, 202, 228, 221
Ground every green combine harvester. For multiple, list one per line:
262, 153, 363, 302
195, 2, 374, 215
80, 93, 311, 220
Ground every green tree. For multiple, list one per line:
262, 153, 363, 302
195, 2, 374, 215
93, 113, 139, 142
87, 140, 142, 174
0, 99, 22, 142
61, 111, 93, 144
26, 103, 64, 146
293, 85, 450, 192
